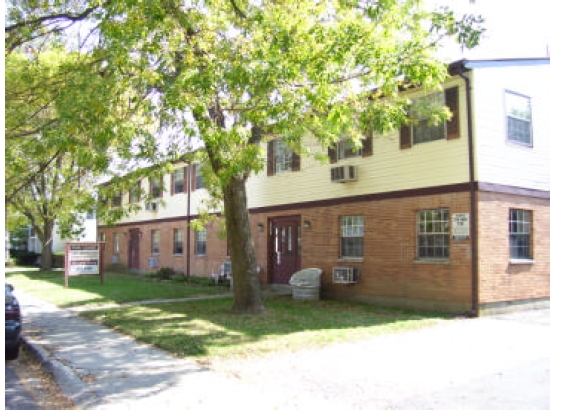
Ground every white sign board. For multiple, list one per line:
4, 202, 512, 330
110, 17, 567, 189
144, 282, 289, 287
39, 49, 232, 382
66, 243, 101, 276
452, 213, 470, 241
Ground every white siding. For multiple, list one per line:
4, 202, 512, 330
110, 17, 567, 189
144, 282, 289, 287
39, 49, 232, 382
471, 64, 550, 191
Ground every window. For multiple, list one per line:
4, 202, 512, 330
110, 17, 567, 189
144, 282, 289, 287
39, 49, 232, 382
113, 233, 120, 253
150, 178, 163, 198
400, 87, 460, 149
99, 233, 106, 242
194, 165, 205, 189
195, 229, 206, 255
267, 139, 300, 175
340, 216, 364, 258
417, 209, 450, 259
112, 192, 122, 207
509, 209, 532, 260
172, 167, 187, 194
505, 91, 532, 145
151, 230, 160, 254
173, 228, 184, 255
337, 137, 362, 160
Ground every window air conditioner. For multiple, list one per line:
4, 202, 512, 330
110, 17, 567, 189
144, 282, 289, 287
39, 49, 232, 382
148, 257, 158, 268
146, 201, 158, 211
332, 267, 360, 284
330, 165, 358, 183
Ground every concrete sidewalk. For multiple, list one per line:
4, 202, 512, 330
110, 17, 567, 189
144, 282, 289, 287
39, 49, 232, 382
17, 290, 550, 410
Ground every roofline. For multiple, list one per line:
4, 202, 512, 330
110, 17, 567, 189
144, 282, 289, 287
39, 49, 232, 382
448, 57, 550, 75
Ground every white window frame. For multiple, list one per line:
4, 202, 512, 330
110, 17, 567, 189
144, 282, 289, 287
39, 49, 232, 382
173, 168, 185, 194
505, 90, 533, 146
340, 215, 364, 258
195, 229, 207, 256
509, 209, 532, 260
417, 209, 450, 260
273, 139, 293, 174
337, 137, 362, 160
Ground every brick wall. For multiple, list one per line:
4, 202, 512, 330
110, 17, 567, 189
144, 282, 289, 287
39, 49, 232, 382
477, 191, 550, 306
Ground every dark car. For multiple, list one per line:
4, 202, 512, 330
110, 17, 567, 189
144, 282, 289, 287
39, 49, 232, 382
5, 283, 22, 360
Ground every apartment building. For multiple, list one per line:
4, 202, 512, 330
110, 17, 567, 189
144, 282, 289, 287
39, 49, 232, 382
99, 57, 550, 315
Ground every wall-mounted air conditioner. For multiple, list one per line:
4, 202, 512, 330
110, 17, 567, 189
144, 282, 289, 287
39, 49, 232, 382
148, 257, 158, 268
331, 165, 358, 183
332, 266, 360, 284
146, 201, 158, 211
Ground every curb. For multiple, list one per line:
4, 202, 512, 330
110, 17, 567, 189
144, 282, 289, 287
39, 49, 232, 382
22, 336, 103, 410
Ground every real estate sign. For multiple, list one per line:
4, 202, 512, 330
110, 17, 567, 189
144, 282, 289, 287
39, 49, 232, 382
64, 242, 105, 286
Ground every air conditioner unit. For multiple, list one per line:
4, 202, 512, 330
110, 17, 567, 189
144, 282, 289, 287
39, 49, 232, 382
331, 165, 358, 183
146, 201, 158, 211
332, 267, 360, 284
148, 257, 158, 268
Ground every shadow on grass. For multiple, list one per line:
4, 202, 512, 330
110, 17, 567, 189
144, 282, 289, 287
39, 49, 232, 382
79, 297, 449, 359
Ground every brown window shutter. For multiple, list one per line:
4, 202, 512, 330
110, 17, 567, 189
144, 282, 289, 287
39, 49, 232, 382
445, 87, 460, 140
183, 166, 188, 193
159, 177, 164, 198
170, 173, 174, 195
267, 140, 274, 176
191, 165, 197, 191
328, 144, 338, 163
362, 132, 373, 157
400, 124, 412, 149
292, 152, 300, 171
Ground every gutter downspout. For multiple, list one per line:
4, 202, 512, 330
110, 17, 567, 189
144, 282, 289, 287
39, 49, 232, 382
186, 165, 192, 277
457, 66, 480, 317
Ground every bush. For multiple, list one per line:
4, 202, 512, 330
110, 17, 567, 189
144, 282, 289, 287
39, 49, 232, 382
9, 249, 39, 266
157, 267, 176, 280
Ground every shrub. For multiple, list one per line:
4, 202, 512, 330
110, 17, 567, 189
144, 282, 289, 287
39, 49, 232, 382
157, 267, 176, 280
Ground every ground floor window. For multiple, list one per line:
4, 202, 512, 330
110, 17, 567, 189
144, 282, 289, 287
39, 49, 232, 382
509, 209, 532, 259
417, 208, 450, 259
195, 229, 207, 256
113, 233, 120, 253
340, 215, 364, 258
173, 228, 184, 255
151, 230, 160, 254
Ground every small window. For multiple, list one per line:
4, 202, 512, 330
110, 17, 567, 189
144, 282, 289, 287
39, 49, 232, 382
417, 209, 450, 259
195, 229, 206, 256
505, 91, 532, 145
173, 167, 186, 194
411, 91, 446, 145
151, 230, 160, 254
340, 215, 364, 258
173, 228, 184, 255
337, 137, 362, 160
99, 233, 106, 242
113, 233, 120, 253
509, 209, 532, 260
273, 139, 293, 174
112, 192, 122, 207
150, 178, 163, 198
194, 165, 205, 189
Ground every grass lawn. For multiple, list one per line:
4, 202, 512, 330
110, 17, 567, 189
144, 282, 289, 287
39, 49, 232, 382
6, 268, 449, 362
5, 268, 231, 308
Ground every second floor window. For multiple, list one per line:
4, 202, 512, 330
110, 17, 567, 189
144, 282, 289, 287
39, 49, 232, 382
505, 91, 532, 145
112, 191, 122, 207
150, 178, 163, 198
172, 167, 187, 194
129, 181, 142, 204
267, 139, 300, 176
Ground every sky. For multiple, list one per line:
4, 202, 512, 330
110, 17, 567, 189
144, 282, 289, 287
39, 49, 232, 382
433, 0, 552, 61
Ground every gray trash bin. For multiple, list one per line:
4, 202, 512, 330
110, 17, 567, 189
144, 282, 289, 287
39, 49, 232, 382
289, 268, 322, 300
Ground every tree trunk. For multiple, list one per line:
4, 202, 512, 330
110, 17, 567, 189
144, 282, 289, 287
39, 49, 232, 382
224, 176, 266, 314
39, 240, 53, 271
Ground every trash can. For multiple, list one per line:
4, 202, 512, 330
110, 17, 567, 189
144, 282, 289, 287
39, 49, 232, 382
289, 268, 322, 300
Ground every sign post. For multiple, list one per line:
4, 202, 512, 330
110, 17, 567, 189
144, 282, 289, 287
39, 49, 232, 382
64, 242, 105, 286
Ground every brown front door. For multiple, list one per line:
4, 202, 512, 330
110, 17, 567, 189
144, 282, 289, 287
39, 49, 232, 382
269, 216, 301, 285
128, 228, 140, 270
